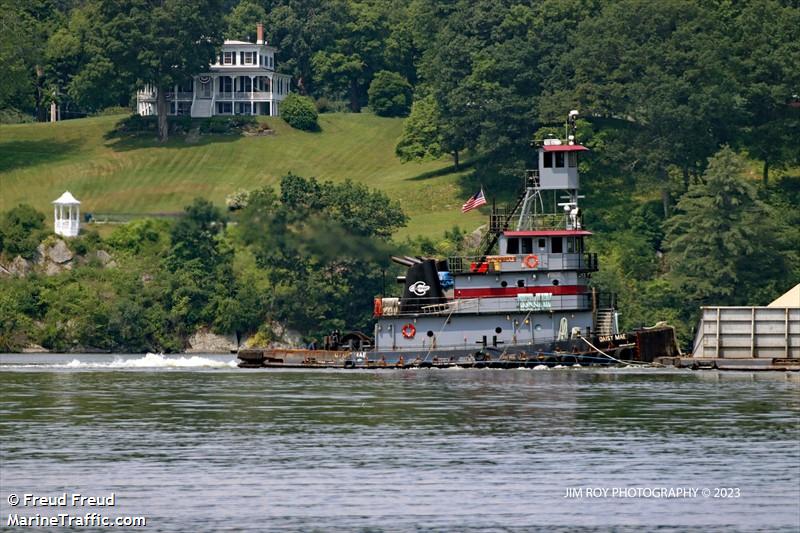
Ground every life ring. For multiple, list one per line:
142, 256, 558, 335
401, 323, 416, 339
523, 254, 539, 268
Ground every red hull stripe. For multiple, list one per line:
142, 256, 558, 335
455, 285, 587, 298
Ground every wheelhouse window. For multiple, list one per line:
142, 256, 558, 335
551, 237, 563, 254
555, 152, 565, 167
223, 51, 234, 65
568, 152, 578, 167
538, 238, 546, 249
506, 238, 519, 254
543, 152, 553, 168
521, 238, 533, 254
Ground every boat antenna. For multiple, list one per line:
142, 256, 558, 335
567, 109, 579, 145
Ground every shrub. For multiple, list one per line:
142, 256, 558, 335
197, 115, 256, 134
96, 106, 132, 116
0, 204, 46, 259
368, 71, 412, 117
116, 114, 158, 134
314, 97, 349, 113
280, 94, 319, 130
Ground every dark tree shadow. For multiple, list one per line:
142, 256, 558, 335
104, 132, 243, 152
405, 158, 477, 182
0, 139, 82, 173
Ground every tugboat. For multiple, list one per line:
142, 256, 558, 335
238, 111, 679, 368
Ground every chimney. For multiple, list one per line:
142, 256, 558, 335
256, 22, 264, 45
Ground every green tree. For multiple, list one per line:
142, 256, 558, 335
311, 50, 365, 110
85, 0, 225, 141
562, 0, 739, 214
664, 147, 791, 309
279, 93, 318, 130
166, 198, 235, 338
733, 0, 800, 185
45, 3, 132, 114
238, 174, 406, 337
395, 95, 445, 161
225, 0, 267, 42
263, 0, 350, 95
367, 70, 412, 117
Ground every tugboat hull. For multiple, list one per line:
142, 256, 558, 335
235, 332, 669, 369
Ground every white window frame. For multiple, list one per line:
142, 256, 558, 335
243, 51, 256, 65
223, 51, 234, 65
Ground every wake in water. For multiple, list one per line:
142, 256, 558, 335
10, 353, 239, 370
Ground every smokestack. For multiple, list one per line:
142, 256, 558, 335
256, 22, 264, 45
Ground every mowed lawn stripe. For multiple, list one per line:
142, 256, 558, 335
0, 113, 478, 237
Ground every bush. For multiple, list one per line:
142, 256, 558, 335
96, 106, 133, 116
116, 114, 158, 134
368, 71, 412, 117
0, 108, 35, 124
0, 204, 46, 259
280, 94, 319, 130
314, 97, 349, 113
198, 115, 256, 134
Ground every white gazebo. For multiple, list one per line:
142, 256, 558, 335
53, 191, 81, 237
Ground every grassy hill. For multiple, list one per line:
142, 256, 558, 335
0, 113, 483, 238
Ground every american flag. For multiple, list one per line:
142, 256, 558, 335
462, 189, 487, 213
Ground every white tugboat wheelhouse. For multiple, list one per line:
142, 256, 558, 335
136, 23, 291, 118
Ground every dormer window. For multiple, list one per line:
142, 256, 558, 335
223, 51, 234, 65
243, 52, 256, 65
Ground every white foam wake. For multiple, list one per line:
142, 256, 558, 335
63, 353, 238, 369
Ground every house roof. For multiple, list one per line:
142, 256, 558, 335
541, 144, 589, 152
222, 40, 277, 50
52, 191, 80, 205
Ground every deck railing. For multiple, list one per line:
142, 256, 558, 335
376, 293, 594, 317
446, 253, 598, 274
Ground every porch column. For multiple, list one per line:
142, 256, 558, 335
250, 75, 255, 115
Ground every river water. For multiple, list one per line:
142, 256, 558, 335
1, 353, 798, 532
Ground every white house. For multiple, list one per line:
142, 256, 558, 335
137, 23, 291, 118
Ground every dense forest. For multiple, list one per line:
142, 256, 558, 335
1, 0, 799, 352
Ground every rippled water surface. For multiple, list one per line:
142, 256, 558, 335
1, 353, 799, 532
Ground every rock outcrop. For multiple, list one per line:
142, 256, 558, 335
1, 239, 116, 278
186, 328, 239, 353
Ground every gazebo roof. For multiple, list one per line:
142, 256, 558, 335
52, 191, 80, 205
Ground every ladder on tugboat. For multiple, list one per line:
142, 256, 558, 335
477, 172, 535, 257
595, 308, 615, 336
